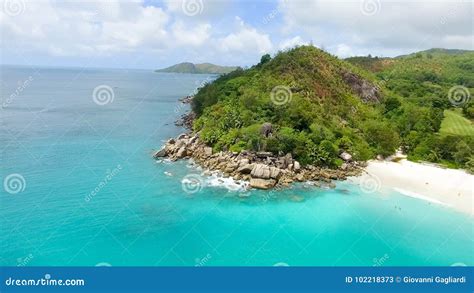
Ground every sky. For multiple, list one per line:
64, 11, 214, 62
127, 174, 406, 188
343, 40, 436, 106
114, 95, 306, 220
0, 0, 472, 69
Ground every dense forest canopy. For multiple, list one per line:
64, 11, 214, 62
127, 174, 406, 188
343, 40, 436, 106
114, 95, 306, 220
191, 46, 474, 172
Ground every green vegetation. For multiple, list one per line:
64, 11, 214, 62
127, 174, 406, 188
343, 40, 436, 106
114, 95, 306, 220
156, 62, 239, 74
192, 46, 399, 167
190, 46, 473, 172
347, 48, 474, 172
440, 109, 474, 136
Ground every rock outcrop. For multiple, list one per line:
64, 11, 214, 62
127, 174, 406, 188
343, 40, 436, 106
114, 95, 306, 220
154, 132, 363, 190
342, 71, 381, 103
339, 152, 352, 162
250, 178, 276, 189
260, 123, 273, 138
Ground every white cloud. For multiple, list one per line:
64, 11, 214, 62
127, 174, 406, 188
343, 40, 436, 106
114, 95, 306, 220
333, 44, 354, 58
172, 21, 211, 46
218, 17, 273, 54
164, 0, 231, 19
2, 0, 470, 68
279, 36, 307, 50
280, 0, 473, 56
1, 0, 171, 56
1, 0, 271, 67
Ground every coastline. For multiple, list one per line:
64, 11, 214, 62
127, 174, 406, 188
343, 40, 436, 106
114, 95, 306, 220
154, 132, 363, 190
160, 113, 473, 215
349, 159, 473, 215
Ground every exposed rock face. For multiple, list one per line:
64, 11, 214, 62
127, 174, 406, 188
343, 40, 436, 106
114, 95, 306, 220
269, 167, 281, 179
154, 132, 363, 190
342, 72, 381, 103
176, 146, 187, 158
204, 147, 213, 156
153, 148, 167, 158
251, 164, 271, 179
260, 122, 273, 138
175, 112, 196, 129
293, 161, 301, 171
179, 95, 193, 104
339, 152, 352, 162
250, 178, 276, 189
237, 163, 254, 174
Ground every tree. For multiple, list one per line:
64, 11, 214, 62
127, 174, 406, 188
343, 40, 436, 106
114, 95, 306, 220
259, 54, 271, 66
384, 96, 401, 113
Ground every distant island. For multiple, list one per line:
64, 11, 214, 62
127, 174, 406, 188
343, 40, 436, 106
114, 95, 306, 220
155, 62, 239, 74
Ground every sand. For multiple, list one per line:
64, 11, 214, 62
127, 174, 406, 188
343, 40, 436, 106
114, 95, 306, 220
349, 159, 473, 215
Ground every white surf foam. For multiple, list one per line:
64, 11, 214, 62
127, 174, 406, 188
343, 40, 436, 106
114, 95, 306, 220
393, 187, 450, 206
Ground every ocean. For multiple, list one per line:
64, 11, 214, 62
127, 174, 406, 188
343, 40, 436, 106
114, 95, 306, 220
1, 66, 472, 266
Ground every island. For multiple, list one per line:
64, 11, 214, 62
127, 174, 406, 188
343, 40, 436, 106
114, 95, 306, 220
154, 46, 473, 199
155, 62, 239, 74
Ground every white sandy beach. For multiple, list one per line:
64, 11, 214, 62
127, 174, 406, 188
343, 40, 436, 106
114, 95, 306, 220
350, 159, 474, 215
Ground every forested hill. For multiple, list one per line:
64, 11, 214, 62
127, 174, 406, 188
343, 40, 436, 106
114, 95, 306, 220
346, 48, 473, 170
190, 46, 473, 171
155, 62, 238, 74
191, 46, 400, 168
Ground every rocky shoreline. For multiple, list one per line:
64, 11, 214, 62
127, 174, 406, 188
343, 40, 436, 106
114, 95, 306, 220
154, 132, 364, 190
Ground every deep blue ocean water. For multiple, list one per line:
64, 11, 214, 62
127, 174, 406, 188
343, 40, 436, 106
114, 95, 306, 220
1, 66, 473, 266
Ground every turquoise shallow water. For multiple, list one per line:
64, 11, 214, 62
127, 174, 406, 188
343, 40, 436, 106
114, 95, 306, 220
1, 66, 473, 266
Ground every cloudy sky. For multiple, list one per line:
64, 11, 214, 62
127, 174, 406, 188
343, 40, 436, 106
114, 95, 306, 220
0, 0, 472, 69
